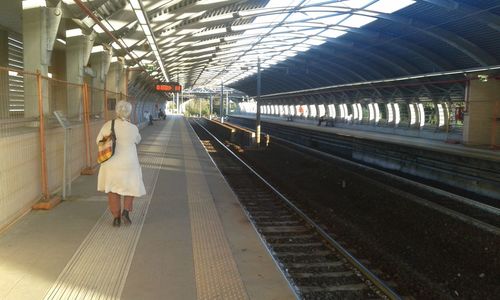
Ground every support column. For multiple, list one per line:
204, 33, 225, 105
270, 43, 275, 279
120, 66, 128, 97
89, 46, 111, 116
22, 1, 61, 117
256, 57, 261, 145
107, 57, 125, 95
66, 29, 95, 118
175, 93, 180, 114
0, 29, 9, 118
463, 75, 500, 146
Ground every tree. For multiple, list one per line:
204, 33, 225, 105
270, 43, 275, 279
184, 98, 210, 117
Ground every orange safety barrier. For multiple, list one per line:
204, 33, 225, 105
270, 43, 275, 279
0, 64, 153, 229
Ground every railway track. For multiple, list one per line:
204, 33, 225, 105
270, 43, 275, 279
227, 116, 500, 202
226, 116, 500, 234
189, 119, 402, 300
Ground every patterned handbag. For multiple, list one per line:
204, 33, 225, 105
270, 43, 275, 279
97, 119, 116, 164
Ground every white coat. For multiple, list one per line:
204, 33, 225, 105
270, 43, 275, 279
96, 119, 146, 197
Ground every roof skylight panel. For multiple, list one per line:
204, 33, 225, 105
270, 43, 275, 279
339, 14, 377, 28
285, 11, 310, 22
266, 0, 304, 9
193, 27, 227, 37
282, 49, 298, 56
192, 46, 219, 54
266, 36, 307, 44
304, 10, 340, 20
157, 37, 178, 44
292, 44, 312, 51
176, 28, 205, 35
176, 13, 198, 20
242, 27, 274, 36
315, 14, 350, 26
151, 13, 174, 22
318, 29, 346, 38
304, 0, 335, 5
366, 0, 415, 13
300, 28, 327, 36
338, 0, 375, 9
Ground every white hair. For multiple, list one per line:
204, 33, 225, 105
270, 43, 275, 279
115, 100, 132, 119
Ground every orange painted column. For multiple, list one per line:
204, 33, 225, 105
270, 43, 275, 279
81, 83, 97, 175
32, 72, 61, 209
36, 72, 49, 199
104, 80, 109, 121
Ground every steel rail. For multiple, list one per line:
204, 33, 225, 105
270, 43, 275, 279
192, 118, 402, 300
245, 119, 500, 216
227, 117, 500, 234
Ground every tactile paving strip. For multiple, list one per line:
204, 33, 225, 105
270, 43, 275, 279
181, 121, 249, 300
43, 122, 173, 300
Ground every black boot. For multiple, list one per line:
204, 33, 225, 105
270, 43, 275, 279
113, 217, 121, 227
122, 210, 131, 225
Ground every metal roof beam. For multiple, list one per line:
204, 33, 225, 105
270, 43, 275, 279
420, 0, 500, 31
337, 26, 453, 71
367, 11, 498, 66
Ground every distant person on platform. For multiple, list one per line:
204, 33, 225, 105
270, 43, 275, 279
96, 100, 146, 227
158, 108, 166, 120
318, 115, 326, 126
144, 110, 153, 125
149, 112, 154, 125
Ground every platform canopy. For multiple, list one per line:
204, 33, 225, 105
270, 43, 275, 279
53, 0, 500, 95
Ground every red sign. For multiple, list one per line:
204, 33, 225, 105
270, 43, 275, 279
156, 83, 182, 92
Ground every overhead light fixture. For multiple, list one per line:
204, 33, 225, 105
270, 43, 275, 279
129, 0, 141, 9
127, 0, 168, 81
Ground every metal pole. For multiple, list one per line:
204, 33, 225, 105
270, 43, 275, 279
176, 93, 179, 114
226, 91, 229, 116
181, 90, 184, 115
256, 57, 261, 145
62, 129, 67, 200
210, 94, 213, 120
199, 98, 202, 117
220, 80, 224, 121
82, 83, 92, 168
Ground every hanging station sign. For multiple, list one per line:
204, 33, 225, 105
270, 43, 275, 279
156, 82, 182, 92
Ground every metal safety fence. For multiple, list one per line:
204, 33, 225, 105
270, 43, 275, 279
0, 65, 151, 231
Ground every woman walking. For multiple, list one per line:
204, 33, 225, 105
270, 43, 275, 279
96, 100, 146, 226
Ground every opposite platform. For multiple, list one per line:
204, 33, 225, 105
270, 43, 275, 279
0, 116, 295, 300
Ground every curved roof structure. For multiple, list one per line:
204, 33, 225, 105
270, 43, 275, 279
57, 0, 500, 95
232, 0, 500, 95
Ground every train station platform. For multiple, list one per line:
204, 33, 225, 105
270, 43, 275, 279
0, 116, 295, 300
231, 114, 499, 162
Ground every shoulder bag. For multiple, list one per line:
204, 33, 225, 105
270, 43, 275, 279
97, 119, 116, 164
